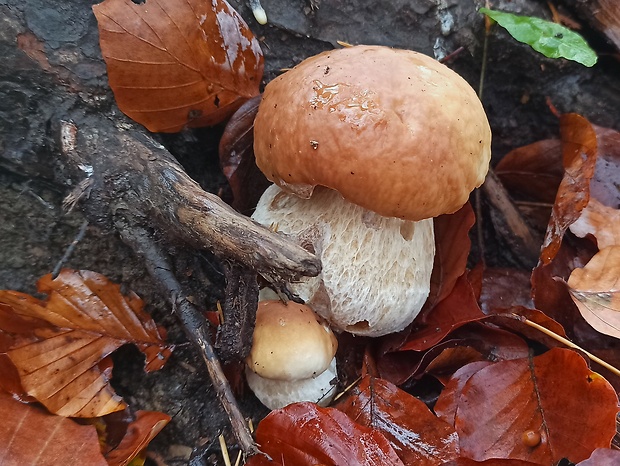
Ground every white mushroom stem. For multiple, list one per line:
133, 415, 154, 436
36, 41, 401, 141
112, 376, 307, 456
246, 358, 338, 410
252, 185, 435, 337
248, 0, 267, 25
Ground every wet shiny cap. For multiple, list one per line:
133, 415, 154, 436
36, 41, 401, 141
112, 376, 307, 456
253, 45, 491, 221
246, 300, 338, 381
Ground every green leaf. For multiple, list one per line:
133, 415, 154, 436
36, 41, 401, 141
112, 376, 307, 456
480, 8, 597, 67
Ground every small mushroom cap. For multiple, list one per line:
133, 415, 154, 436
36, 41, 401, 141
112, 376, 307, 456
254, 45, 491, 221
247, 300, 338, 380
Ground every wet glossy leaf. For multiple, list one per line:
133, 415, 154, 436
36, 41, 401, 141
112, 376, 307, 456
480, 8, 598, 66
443, 349, 618, 464
495, 139, 563, 204
400, 274, 485, 352
106, 411, 171, 466
442, 459, 542, 466
0, 391, 107, 465
540, 113, 598, 264
568, 246, 620, 339
219, 95, 270, 214
335, 376, 459, 465
246, 402, 405, 466
0, 270, 172, 417
428, 203, 475, 307
590, 125, 620, 208
93, 0, 263, 132
577, 448, 620, 465
479, 268, 534, 314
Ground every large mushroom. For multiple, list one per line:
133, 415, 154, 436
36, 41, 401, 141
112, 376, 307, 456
252, 45, 491, 337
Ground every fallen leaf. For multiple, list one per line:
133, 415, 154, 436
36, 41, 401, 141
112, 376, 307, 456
219, 95, 270, 214
0, 391, 107, 465
441, 459, 542, 466
106, 410, 171, 466
428, 203, 476, 307
495, 138, 563, 204
245, 402, 405, 466
399, 274, 485, 352
590, 125, 620, 208
568, 246, 620, 339
576, 448, 620, 465
434, 361, 493, 426
335, 376, 459, 465
540, 113, 597, 264
446, 348, 618, 464
570, 198, 620, 248
479, 268, 534, 314
93, 0, 263, 132
0, 270, 172, 417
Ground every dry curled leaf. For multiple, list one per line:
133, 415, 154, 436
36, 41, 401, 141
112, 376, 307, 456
93, 0, 263, 132
0, 391, 107, 465
0, 270, 172, 417
568, 246, 620, 339
570, 198, 620, 248
438, 348, 618, 464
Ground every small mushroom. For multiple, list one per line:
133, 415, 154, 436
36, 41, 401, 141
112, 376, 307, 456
252, 45, 491, 336
245, 300, 338, 410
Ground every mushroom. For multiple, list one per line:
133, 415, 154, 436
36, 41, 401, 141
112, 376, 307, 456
252, 45, 491, 337
245, 300, 338, 410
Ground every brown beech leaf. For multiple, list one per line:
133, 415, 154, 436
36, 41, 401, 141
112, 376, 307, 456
0, 391, 107, 465
495, 138, 563, 204
568, 246, 620, 339
485, 306, 568, 350
335, 376, 459, 465
479, 268, 534, 314
570, 198, 620, 248
448, 349, 618, 464
400, 274, 485, 352
540, 113, 598, 264
442, 459, 542, 466
434, 360, 493, 426
590, 125, 620, 208
378, 324, 528, 386
0, 269, 172, 417
105, 410, 171, 466
93, 0, 263, 132
245, 402, 405, 466
576, 448, 620, 465
428, 202, 476, 307
219, 95, 270, 214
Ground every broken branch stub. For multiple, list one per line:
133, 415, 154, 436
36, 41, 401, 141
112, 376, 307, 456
56, 113, 321, 285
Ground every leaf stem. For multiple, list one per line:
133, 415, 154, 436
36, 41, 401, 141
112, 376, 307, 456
518, 315, 620, 377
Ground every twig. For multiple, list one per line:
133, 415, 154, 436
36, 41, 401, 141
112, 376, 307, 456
514, 314, 620, 377
117, 220, 261, 458
52, 220, 89, 279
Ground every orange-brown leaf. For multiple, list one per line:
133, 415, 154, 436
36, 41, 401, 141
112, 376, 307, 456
540, 113, 598, 264
246, 402, 405, 466
446, 349, 618, 464
105, 410, 171, 466
0, 391, 107, 465
568, 246, 620, 339
93, 0, 263, 132
335, 376, 459, 465
0, 270, 172, 417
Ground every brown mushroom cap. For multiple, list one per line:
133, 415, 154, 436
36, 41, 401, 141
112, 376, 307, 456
246, 300, 338, 381
254, 45, 491, 221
